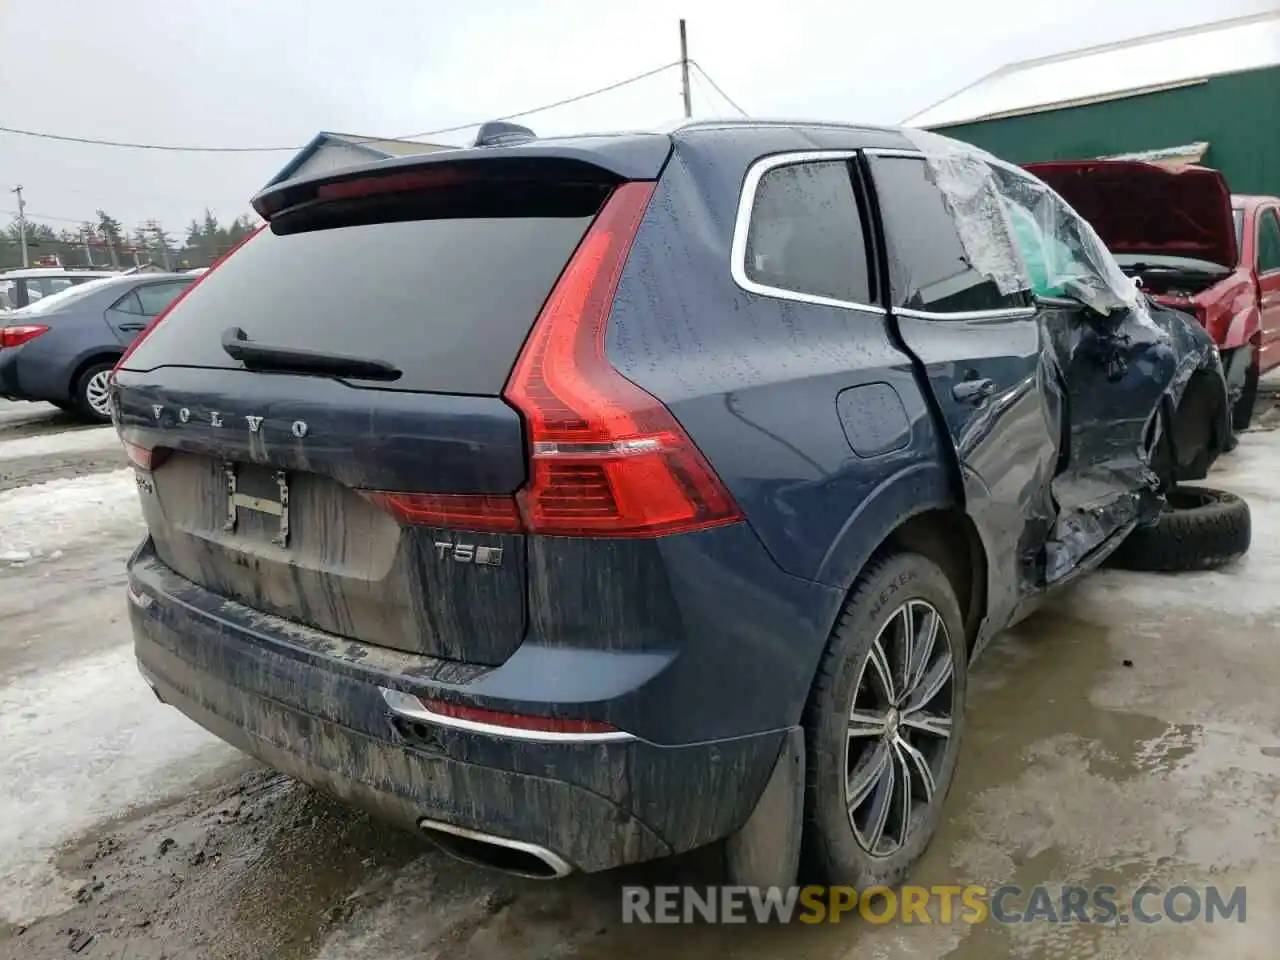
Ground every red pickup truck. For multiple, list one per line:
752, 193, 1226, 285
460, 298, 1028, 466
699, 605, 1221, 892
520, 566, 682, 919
1025, 160, 1280, 430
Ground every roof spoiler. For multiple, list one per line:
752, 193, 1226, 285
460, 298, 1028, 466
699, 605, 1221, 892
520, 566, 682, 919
251, 135, 673, 222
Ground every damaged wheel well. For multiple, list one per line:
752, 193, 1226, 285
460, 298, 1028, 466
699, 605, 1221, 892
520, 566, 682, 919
883, 509, 987, 655
1150, 367, 1230, 487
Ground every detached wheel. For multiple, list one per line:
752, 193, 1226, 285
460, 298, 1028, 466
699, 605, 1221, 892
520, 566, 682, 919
1107, 486, 1250, 572
802, 552, 966, 887
73, 362, 115, 424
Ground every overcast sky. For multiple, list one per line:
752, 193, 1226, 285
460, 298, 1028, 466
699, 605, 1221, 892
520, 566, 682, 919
1, 0, 1272, 235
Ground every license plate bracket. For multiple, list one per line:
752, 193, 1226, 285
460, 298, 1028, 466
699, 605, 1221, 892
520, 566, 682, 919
223, 463, 290, 546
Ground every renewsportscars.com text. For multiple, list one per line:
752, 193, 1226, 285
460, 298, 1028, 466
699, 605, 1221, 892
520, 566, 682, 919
621, 884, 1247, 925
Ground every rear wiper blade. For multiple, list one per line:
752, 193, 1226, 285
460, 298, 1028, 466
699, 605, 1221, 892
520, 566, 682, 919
221, 326, 401, 381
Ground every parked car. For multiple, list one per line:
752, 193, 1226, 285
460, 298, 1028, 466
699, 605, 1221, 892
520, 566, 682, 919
0, 267, 119, 312
0, 272, 195, 422
1023, 160, 1280, 430
115, 120, 1243, 891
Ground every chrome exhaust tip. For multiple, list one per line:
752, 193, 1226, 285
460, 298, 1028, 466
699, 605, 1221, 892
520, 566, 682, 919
418, 818, 573, 880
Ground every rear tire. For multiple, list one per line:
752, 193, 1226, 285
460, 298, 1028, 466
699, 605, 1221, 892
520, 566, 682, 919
802, 552, 967, 888
72, 362, 115, 424
1106, 486, 1250, 572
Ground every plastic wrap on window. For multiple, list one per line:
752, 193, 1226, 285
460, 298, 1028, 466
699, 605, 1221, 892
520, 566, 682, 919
901, 128, 1149, 319
899, 129, 1026, 296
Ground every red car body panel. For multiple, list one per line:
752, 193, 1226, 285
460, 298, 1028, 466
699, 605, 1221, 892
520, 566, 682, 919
1025, 160, 1280, 375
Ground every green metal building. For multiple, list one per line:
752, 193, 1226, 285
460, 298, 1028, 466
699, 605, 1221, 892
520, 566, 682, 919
906, 11, 1280, 196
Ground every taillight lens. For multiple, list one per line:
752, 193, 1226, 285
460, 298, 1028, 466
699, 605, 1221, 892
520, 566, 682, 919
503, 181, 743, 538
1, 324, 49, 348
122, 440, 170, 471
358, 491, 522, 533
112, 223, 267, 377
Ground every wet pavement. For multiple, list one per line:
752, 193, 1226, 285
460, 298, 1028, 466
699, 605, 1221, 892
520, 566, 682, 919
1, 393, 1279, 959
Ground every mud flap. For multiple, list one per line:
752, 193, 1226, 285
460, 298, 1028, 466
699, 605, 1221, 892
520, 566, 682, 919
722, 726, 804, 888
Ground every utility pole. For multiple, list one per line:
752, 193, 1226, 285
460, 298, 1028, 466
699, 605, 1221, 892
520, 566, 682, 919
10, 186, 28, 267
679, 19, 692, 119
81, 228, 94, 268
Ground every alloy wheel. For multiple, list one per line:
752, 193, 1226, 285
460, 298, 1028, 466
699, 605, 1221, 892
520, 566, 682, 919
85, 371, 113, 417
843, 599, 955, 857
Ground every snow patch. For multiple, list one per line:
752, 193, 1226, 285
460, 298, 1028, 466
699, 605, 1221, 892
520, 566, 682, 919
0, 425, 122, 460
0, 643, 239, 924
0, 470, 142, 562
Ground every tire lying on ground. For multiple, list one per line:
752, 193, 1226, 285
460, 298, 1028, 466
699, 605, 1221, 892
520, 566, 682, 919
1106, 486, 1251, 573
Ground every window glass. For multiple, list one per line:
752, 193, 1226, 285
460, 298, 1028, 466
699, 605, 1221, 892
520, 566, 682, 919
869, 156, 1024, 313
743, 160, 872, 304
121, 214, 597, 394
136, 281, 192, 316
112, 290, 145, 315
1257, 210, 1280, 273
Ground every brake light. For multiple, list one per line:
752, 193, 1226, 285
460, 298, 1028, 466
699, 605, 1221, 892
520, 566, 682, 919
1, 324, 49, 348
502, 181, 742, 538
316, 167, 473, 202
112, 223, 267, 376
121, 440, 169, 471
358, 491, 521, 534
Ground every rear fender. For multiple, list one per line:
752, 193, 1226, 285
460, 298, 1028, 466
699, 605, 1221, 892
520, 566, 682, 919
1207, 269, 1261, 349
813, 461, 958, 591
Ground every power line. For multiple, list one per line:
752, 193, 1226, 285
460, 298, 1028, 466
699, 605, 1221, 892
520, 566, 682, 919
689, 60, 748, 117
398, 61, 682, 138
3, 209, 92, 224
0, 61, 683, 154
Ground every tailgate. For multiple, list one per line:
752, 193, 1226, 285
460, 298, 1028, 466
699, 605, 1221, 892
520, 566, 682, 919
111, 148, 663, 665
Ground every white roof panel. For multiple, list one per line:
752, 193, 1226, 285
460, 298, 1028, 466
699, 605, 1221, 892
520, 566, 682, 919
906, 11, 1280, 128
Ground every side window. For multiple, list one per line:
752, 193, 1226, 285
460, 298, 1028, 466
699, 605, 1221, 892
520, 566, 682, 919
136, 281, 191, 316
112, 290, 145, 315
990, 166, 1093, 298
1257, 210, 1280, 273
742, 159, 873, 305
869, 156, 1024, 314
42, 278, 73, 297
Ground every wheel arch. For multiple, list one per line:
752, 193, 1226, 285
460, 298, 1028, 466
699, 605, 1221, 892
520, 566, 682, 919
67, 350, 123, 401
814, 462, 989, 658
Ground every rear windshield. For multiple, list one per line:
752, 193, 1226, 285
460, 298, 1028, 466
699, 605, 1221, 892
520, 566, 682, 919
121, 215, 593, 394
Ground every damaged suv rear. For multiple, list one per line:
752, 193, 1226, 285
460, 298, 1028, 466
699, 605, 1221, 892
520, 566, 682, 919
116, 120, 1244, 892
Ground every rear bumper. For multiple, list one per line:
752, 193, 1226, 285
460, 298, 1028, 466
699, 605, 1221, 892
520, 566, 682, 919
127, 540, 790, 873
0, 347, 26, 399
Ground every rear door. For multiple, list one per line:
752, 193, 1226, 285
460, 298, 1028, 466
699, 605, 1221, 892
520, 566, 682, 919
105, 280, 192, 345
112, 161, 642, 665
864, 150, 1060, 625
1254, 206, 1280, 372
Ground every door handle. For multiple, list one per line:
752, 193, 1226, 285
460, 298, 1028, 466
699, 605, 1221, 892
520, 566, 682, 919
118, 323, 146, 332
952, 377, 996, 404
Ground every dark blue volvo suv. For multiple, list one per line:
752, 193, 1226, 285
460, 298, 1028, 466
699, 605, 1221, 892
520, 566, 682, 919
114, 120, 1235, 888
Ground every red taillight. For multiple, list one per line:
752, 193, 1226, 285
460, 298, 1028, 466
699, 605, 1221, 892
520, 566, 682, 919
502, 181, 743, 538
112, 223, 268, 377
422, 699, 620, 736
0, 324, 49, 348
358, 491, 522, 534
121, 440, 169, 471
